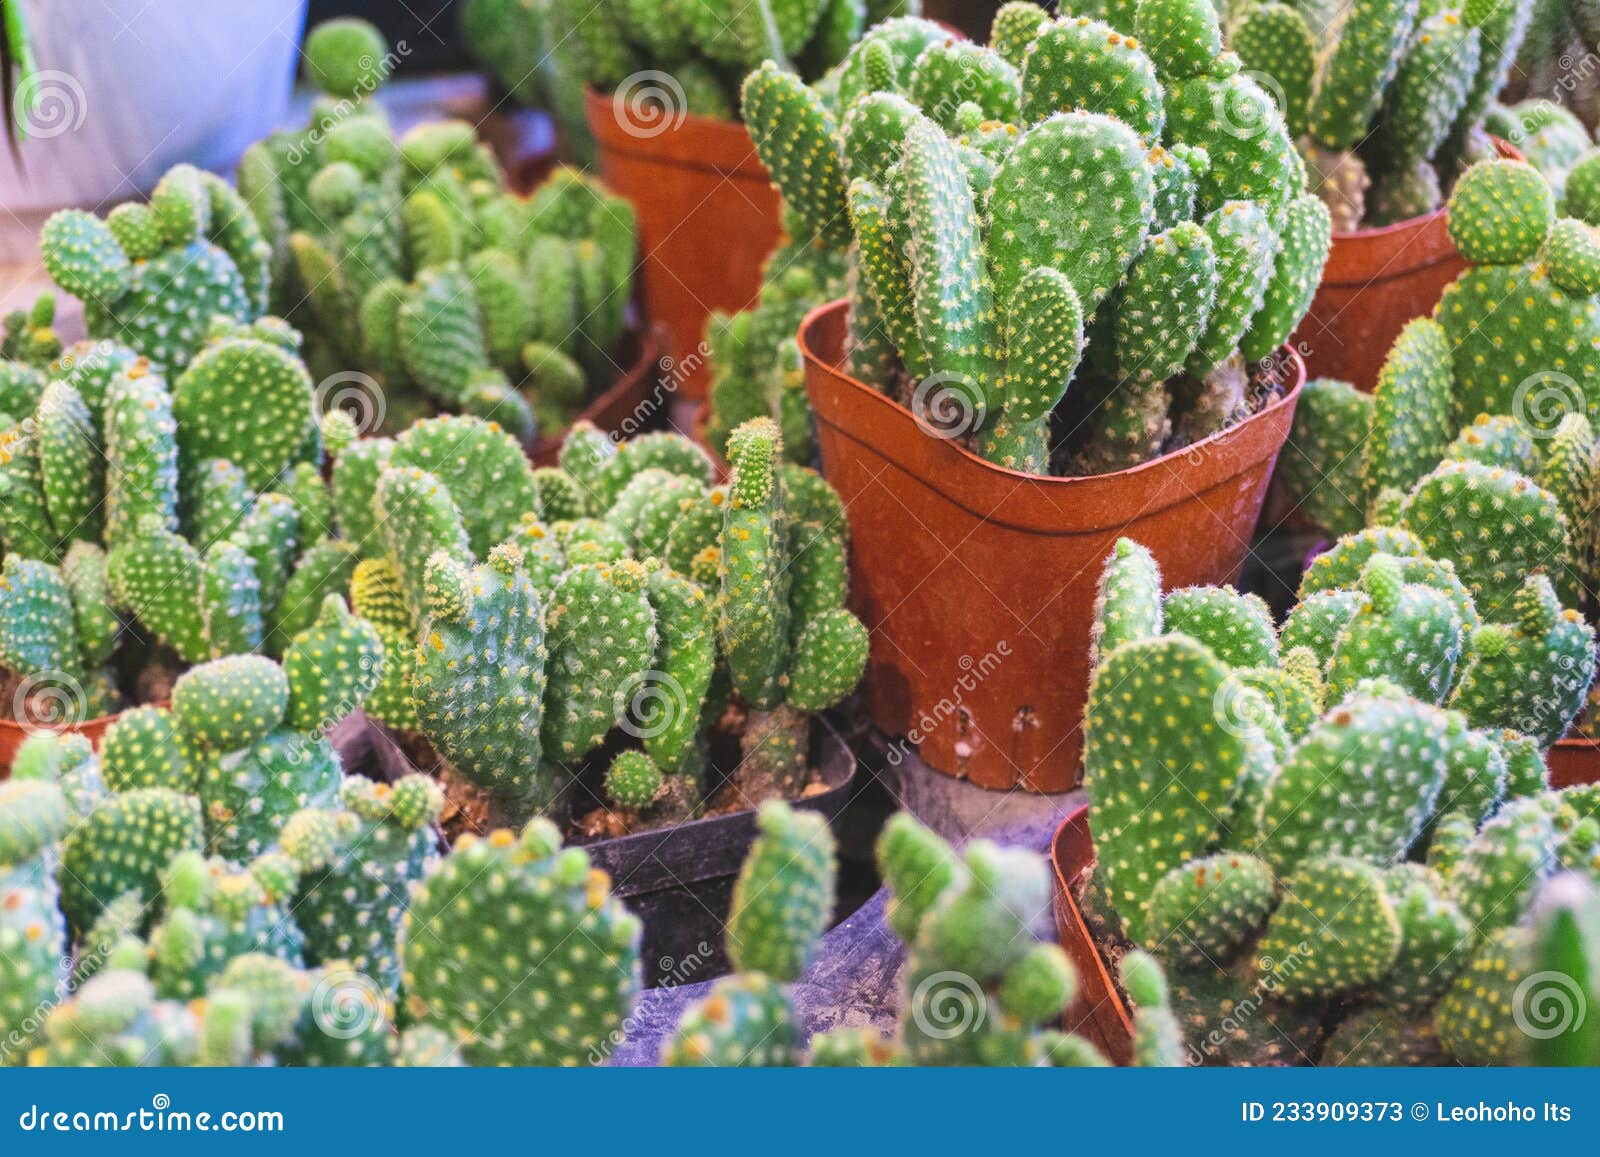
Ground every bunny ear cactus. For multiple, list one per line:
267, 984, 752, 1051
1448, 573, 1596, 745
1, 883, 67, 1059
1083, 634, 1244, 939
146, 851, 306, 999
282, 774, 442, 996
881, 817, 1090, 1065
171, 321, 316, 491
58, 787, 205, 934
40, 164, 268, 375
1438, 161, 1600, 429
411, 546, 554, 817
725, 801, 836, 982
400, 818, 641, 1065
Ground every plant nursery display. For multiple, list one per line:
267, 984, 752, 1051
10, 0, 1600, 1088
1278, 156, 1600, 749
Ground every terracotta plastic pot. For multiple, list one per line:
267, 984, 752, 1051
0, 709, 124, 777
1292, 138, 1521, 391
1548, 737, 1600, 788
585, 86, 782, 402
527, 324, 666, 467
1050, 804, 1134, 1066
800, 300, 1305, 791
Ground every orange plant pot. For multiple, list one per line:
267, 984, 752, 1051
800, 300, 1304, 791
1292, 138, 1521, 391
2, 709, 126, 777
1548, 737, 1600, 788
1051, 804, 1135, 1065
585, 87, 782, 402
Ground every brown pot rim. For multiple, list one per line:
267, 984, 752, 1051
1319, 136, 1522, 284
0, 709, 128, 736
798, 299, 1307, 534
1050, 803, 1135, 1065
583, 84, 768, 181
527, 322, 664, 466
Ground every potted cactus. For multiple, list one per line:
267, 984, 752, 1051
1052, 531, 1599, 1065
227, 20, 656, 458
460, 0, 919, 400
1278, 156, 1600, 778
739, 1, 1327, 790
0, 282, 380, 764
320, 410, 869, 976
1221, 0, 1531, 387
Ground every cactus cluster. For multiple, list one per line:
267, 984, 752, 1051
0, 313, 378, 726
238, 29, 639, 445
1282, 157, 1600, 622
326, 412, 866, 826
1232, 0, 1532, 228
742, 3, 1329, 476
1080, 531, 1599, 1064
0, 686, 452, 1069
40, 166, 271, 374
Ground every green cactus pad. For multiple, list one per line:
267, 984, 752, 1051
400, 820, 641, 1065
727, 801, 836, 982
1084, 634, 1243, 935
59, 788, 204, 933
